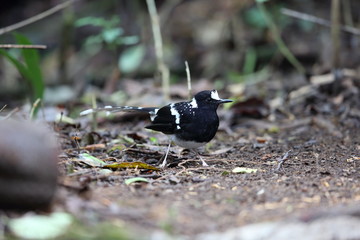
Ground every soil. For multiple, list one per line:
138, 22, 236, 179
56, 87, 360, 237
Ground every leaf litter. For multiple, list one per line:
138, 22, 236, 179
5, 78, 359, 239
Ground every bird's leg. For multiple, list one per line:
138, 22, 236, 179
160, 142, 172, 168
192, 150, 209, 166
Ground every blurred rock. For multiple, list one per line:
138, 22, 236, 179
0, 120, 59, 210
195, 215, 360, 240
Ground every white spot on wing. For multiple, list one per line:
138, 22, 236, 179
150, 108, 159, 121
210, 90, 221, 100
170, 104, 180, 125
80, 109, 94, 115
190, 98, 198, 108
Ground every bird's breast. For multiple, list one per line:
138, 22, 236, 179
170, 135, 207, 149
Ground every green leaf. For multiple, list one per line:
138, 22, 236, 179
244, 7, 267, 29
107, 144, 127, 154
14, 33, 44, 100
118, 44, 145, 73
243, 47, 257, 74
9, 212, 73, 240
75, 16, 107, 27
79, 153, 106, 167
0, 49, 30, 80
149, 137, 158, 144
117, 36, 139, 45
102, 28, 123, 44
125, 177, 150, 185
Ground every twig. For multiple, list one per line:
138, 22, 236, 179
0, 0, 74, 36
0, 105, 6, 113
146, 0, 170, 101
0, 44, 47, 49
125, 147, 164, 156
314, 152, 320, 175
2, 108, 19, 120
281, 8, 360, 36
331, 0, 341, 69
176, 166, 226, 176
185, 61, 192, 100
123, 174, 161, 179
91, 94, 98, 131
274, 150, 292, 172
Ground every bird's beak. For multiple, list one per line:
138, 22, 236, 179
218, 99, 233, 104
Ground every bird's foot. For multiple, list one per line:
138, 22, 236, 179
201, 160, 209, 167
159, 160, 167, 168
194, 151, 209, 167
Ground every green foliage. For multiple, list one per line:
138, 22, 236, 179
239, 1, 307, 79
64, 220, 131, 240
75, 16, 139, 51
256, 1, 305, 73
75, 15, 144, 73
243, 7, 268, 29
0, 33, 44, 117
149, 136, 159, 144
118, 44, 145, 73
242, 47, 257, 75
244, 3, 290, 30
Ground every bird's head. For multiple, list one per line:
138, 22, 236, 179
193, 90, 233, 108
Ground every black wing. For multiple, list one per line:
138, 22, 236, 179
145, 102, 195, 134
145, 104, 175, 134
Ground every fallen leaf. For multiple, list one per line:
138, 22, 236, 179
79, 153, 106, 167
209, 147, 233, 155
107, 144, 127, 154
125, 177, 150, 185
98, 169, 113, 175
81, 144, 106, 151
211, 183, 225, 189
103, 161, 160, 171
232, 167, 258, 174
256, 137, 267, 144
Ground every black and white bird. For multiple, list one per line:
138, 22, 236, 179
80, 89, 232, 167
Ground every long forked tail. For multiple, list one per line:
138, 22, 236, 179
80, 106, 158, 116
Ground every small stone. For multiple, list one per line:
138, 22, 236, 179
0, 120, 59, 210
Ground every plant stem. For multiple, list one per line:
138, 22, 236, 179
146, 0, 170, 101
257, 1, 305, 74
331, 0, 340, 69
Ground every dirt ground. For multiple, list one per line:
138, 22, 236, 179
56, 91, 360, 238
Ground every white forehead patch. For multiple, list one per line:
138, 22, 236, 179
211, 90, 221, 100
190, 98, 198, 108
